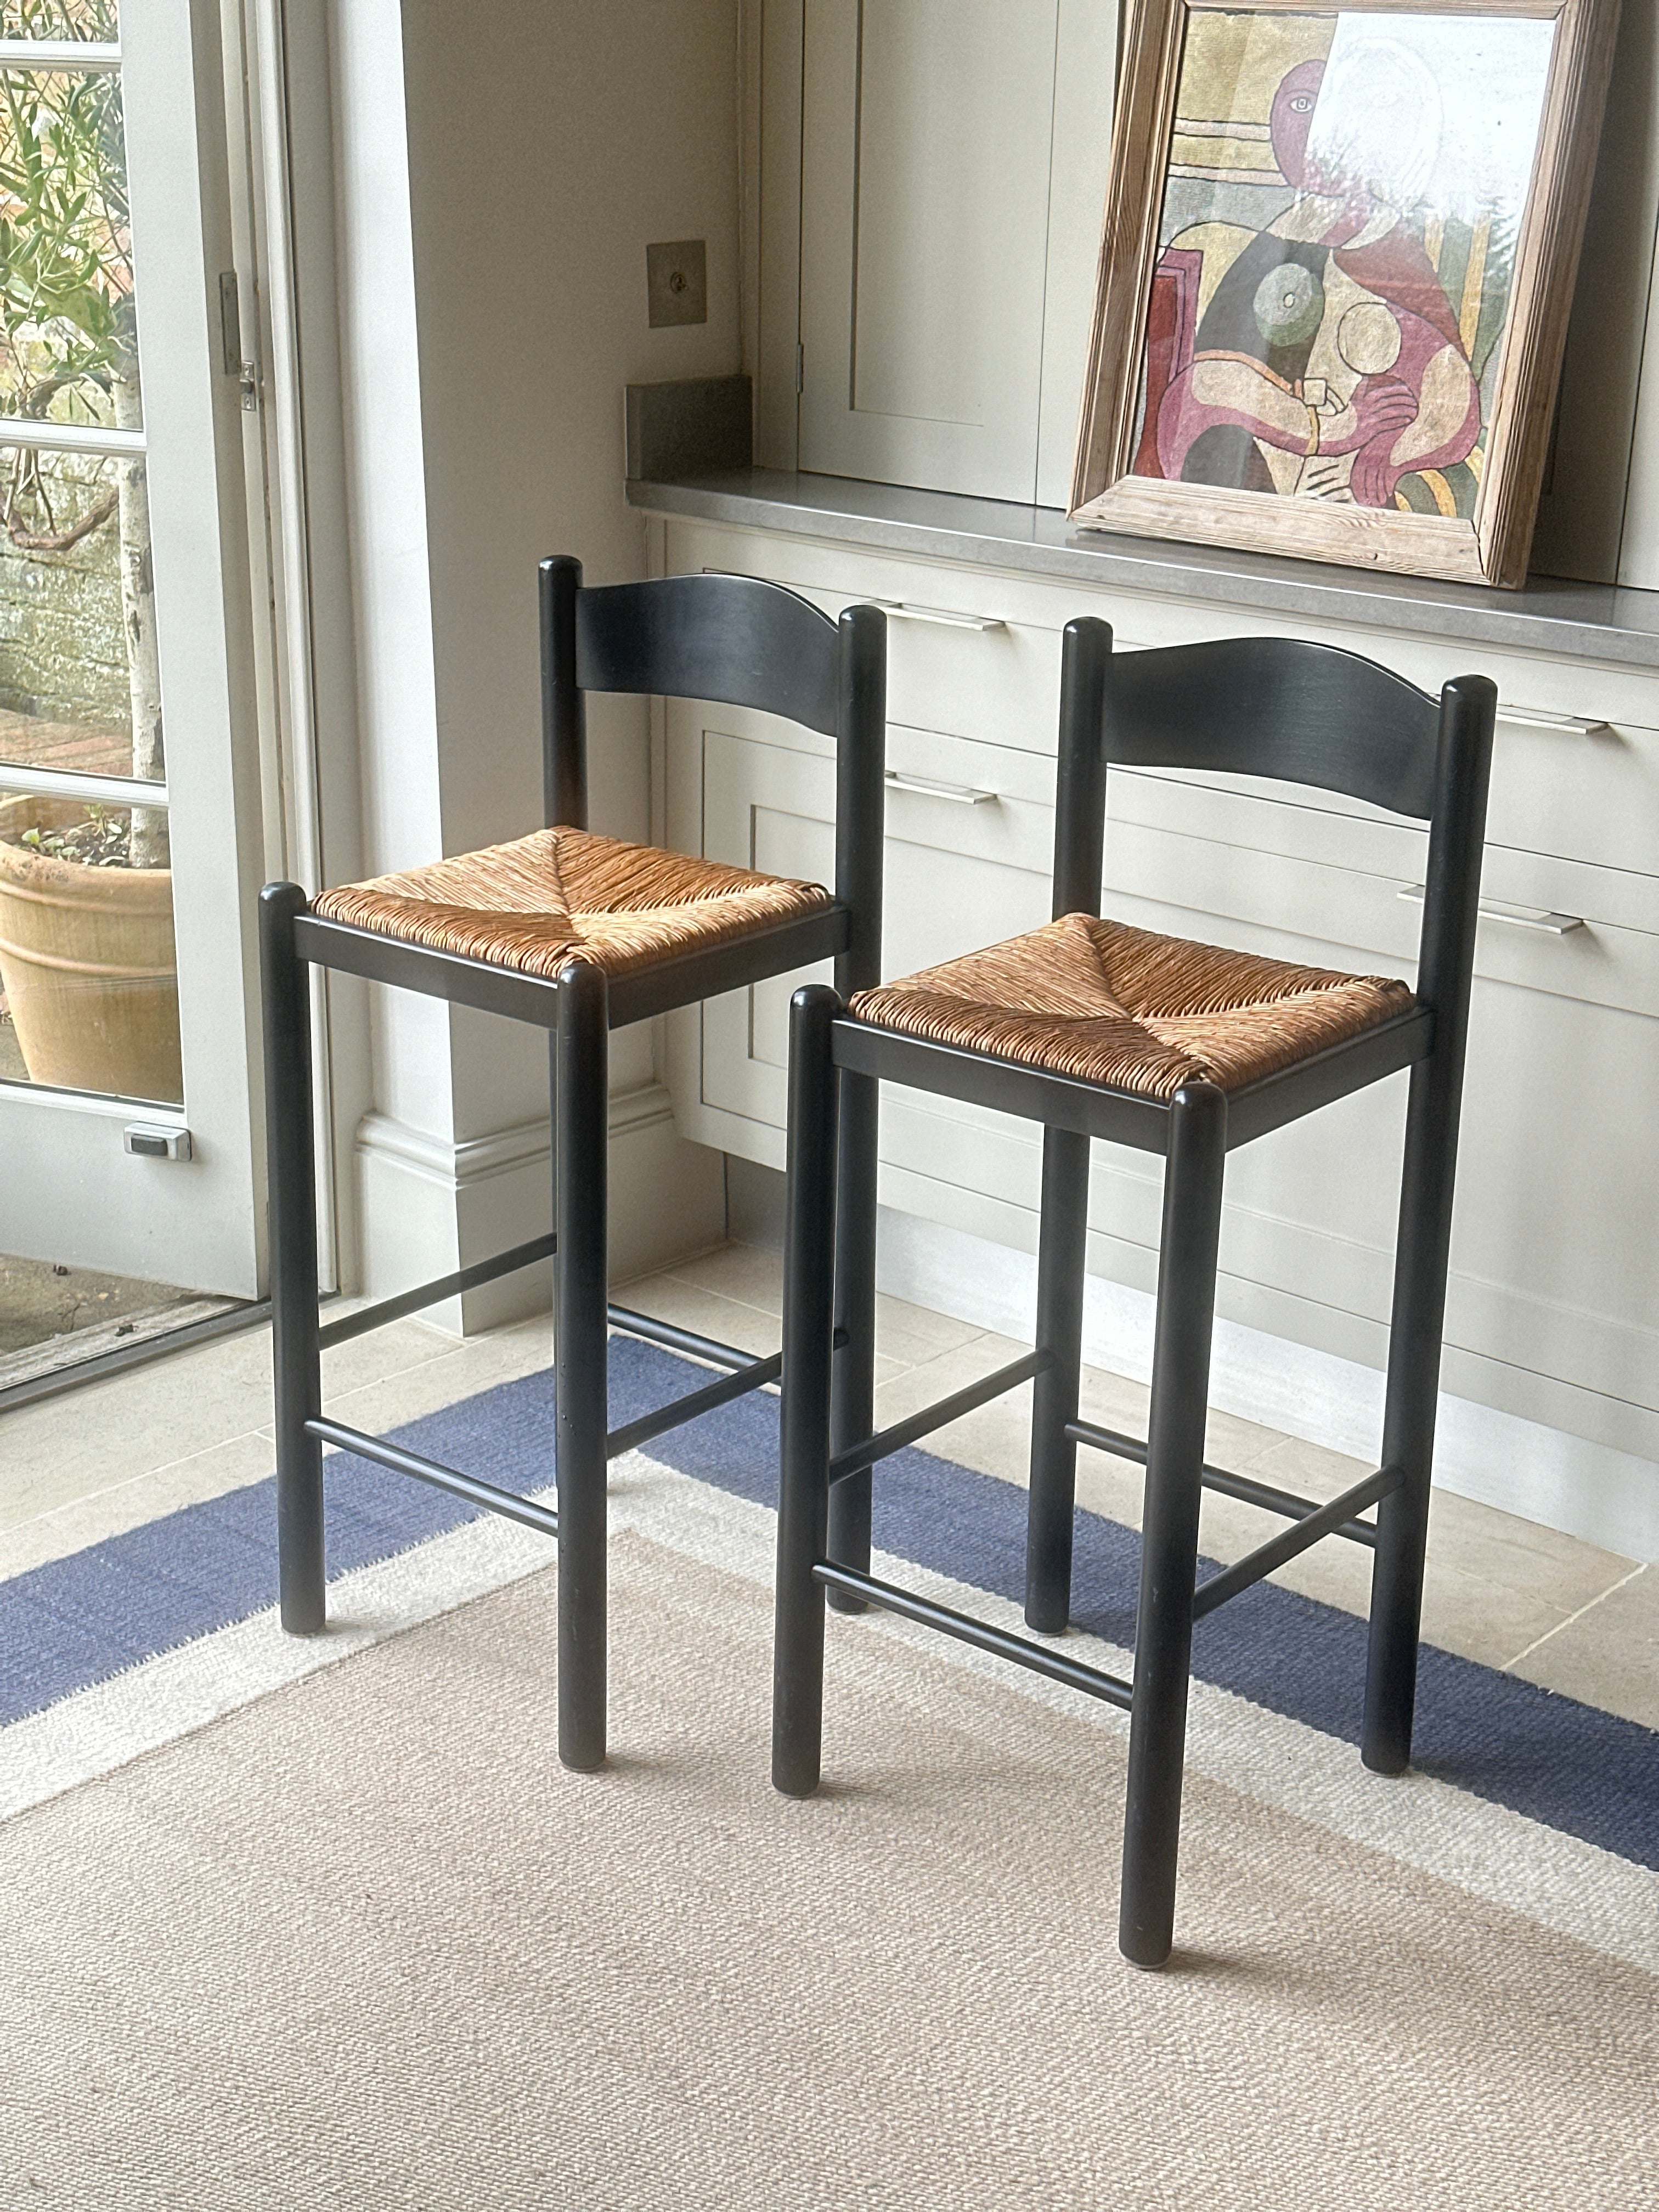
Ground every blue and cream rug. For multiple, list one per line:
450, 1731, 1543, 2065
2, 1338, 1655, 2207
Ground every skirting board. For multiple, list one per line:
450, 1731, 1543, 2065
726, 1158, 1659, 1566
355, 1082, 725, 1332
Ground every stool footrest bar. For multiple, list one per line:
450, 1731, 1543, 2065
318, 1233, 556, 1350
829, 1350, 1051, 1487
1199, 1462, 1382, 1547
306, 1417, 559, 1539
606, 1303, 768, 1374
814, 1561, 1133, 1708
606, 1351, 782, 1459
1065, 1417, 1382, 1547
1192, 1465, 1402, 1618
606, 1306, 847, 1373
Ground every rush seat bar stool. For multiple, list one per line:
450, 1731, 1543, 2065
772, 617, 1494, 1966
261, 559, 885, 1770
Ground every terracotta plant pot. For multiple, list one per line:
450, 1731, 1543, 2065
0, 793, 183, 1103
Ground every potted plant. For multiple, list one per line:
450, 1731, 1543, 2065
0, 2, 180, 1103
0, 794, 181, 1100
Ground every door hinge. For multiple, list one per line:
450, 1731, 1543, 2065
795, 342, 804, 396
219, 270, 260, 412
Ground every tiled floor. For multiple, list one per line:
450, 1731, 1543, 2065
2, 1239, 1653, 1728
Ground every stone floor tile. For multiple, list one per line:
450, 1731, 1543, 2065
659, 1240, 787, 1319
0, 1430, 277, 1580
0, 1336, 274, 1512
663, 1239, 983, 1371
1505, 1565, 1658, 1730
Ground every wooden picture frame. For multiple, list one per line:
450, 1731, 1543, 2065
1070, 0, 1621, 586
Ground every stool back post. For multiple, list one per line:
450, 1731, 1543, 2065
826, 600, 888, 1602
1413, 673, 1499, 1082
831, 601, 888, 997
1364, 671, 1496, 1772
1023, 615, 1112, 1630
540, 554, 586, 830
1052, 617, 1111, 922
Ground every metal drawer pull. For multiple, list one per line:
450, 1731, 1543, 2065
1498, 706, 1611, 737
1398, 885, 1584, 934
884, 769, 1000, 806
870, 598, 1007, 632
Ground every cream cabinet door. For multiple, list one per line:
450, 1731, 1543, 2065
663, 706, 1053, 1160
797, 0, 1114, 504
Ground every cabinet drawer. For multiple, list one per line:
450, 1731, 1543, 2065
673, 714, 1053, 1130
1106, 822, 1659, 1017
665, 516, 1130, 637
665, 518, 1659, 879
743, 575, 1065, 758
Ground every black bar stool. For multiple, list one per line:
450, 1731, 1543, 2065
260, 561, 885, 1771
772, 617, 1494, 1967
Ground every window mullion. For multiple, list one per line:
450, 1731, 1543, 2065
0, 39, 119, 69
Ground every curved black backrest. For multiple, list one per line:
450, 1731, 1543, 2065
575, 571, 841, 734
1108, 635, 1441, 820
1052, 616, 1496, 1101
540, 555, 888, 994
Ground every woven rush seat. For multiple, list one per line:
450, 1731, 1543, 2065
849, 910, 1414, 1101
312, 826, 833, 981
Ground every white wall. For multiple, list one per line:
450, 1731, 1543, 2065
326, 0, 741, 1318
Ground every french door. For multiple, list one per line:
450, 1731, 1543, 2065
0, 0, 263, 1302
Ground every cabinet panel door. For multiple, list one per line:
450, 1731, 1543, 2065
799, 0, 1061, 500
686, 716, 1052, 1132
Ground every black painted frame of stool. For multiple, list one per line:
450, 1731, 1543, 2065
261, 558, 887, 1771
772, 616, 1496, 1967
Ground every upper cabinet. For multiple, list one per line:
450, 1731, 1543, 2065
755, 0, 1116, 506
1531, 0, 1659, 587
749, 0, 1659, 584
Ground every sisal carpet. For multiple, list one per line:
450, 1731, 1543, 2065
2, 1347, 1656, 2206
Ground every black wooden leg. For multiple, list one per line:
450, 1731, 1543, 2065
259, 884, 326, 1637
1026, 1126, 1091, 1633
826, 1066, 877, 1612
1363, 1048, 1462, 1774
1120, 1082, 1227, 1969
774, 987, 842, 1797
555, 958, 610, 1773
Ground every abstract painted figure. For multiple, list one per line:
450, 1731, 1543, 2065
1132, 11, 1554, 519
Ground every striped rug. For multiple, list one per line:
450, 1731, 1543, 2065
2, 1338, 1655, 2206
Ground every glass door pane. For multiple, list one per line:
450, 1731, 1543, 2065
0, 3, 119, 36
0, 0, 263, 1395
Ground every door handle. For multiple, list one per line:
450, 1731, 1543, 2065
884, 769, 1000, 806
1497, 706, 1611, 737
1398, 885, 1584, 934
870, 599, 1006, 632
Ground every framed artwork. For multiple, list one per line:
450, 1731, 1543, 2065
1070, 0, 1621, 586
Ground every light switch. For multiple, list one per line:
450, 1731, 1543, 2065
646, 239, 707, 329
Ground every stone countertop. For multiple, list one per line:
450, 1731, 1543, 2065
628, 468, 1659, 673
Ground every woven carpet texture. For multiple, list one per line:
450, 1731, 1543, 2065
4, 1530, 1655, 2211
